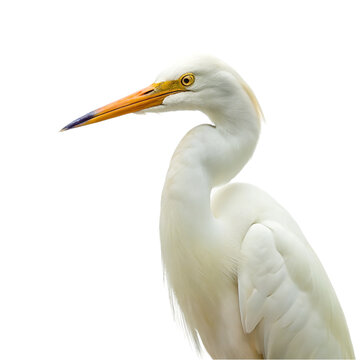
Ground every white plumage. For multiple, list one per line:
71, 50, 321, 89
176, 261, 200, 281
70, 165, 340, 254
63, 55, 354, 359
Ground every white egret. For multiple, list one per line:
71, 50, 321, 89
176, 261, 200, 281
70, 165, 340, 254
62, 55, 354, 359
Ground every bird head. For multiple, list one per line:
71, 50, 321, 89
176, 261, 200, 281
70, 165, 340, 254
61, 55, 262, 131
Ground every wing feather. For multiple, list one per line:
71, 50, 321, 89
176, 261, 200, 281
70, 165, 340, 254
238, 222, 354, 359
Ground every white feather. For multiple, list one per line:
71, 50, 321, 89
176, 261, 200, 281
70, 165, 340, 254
147, 55, 354, 358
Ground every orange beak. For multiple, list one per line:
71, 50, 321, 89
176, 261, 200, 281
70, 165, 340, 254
61, 79, 187, 131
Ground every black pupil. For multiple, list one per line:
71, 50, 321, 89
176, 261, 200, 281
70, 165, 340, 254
183, 77, 190, 84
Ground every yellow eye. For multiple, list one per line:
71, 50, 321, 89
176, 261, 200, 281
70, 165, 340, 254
180, 73, 195, 87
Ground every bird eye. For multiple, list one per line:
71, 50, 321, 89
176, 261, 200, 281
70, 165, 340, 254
180, 73, 195, 87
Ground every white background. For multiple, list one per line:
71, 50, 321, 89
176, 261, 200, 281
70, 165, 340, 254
1, 1, 359, 359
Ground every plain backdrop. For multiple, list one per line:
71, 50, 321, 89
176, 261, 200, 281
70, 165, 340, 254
1, 1, 359, 359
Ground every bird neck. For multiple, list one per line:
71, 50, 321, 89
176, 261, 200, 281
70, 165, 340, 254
160, 110, 260, 243
159, 85, 261, 341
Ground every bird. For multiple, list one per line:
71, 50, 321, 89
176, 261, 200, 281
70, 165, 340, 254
61, 55, 354, 359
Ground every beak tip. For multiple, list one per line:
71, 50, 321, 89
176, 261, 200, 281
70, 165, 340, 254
60, 111, 96, 133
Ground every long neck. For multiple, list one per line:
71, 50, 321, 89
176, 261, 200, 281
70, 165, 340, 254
159, 88, 261, 342
160, 106, 260, 244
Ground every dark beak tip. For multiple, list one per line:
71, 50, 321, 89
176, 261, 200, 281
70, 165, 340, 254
60, 111, 96, 132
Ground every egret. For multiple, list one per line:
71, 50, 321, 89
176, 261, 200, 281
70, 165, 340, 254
62, 55, 354, 359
